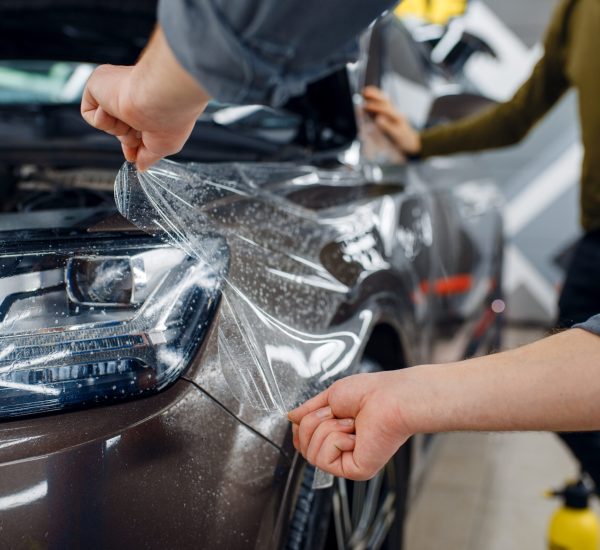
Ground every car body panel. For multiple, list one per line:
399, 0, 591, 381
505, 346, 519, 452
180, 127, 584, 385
0, 162, 503, 549
0, 8, 504, 549
0, 378, 291, 549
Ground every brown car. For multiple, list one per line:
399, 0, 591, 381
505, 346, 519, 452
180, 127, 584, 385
0, 3, 503, 549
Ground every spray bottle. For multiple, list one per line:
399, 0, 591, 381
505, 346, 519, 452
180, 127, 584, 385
547, 480, 600, 550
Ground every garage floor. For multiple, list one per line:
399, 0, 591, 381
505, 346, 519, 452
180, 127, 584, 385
404, 430, 578, 549
404, 327, 588, 550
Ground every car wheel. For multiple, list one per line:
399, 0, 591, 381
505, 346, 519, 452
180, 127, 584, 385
286, 359, 411, 550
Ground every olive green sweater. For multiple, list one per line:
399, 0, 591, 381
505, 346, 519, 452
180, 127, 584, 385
420, 0, 600, 232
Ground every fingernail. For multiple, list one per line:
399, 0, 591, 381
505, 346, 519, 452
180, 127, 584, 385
316, 406, 332, 419
349, 434, 356, 440
338, 418, 354, 426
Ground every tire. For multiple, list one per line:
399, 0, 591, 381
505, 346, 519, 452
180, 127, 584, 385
286, 359, 411, 550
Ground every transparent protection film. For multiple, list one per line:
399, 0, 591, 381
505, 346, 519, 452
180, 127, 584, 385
115, 160, 392, 491
115, 161, 372, 415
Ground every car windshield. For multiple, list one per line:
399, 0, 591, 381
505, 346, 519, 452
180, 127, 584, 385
0, 60, 96, 104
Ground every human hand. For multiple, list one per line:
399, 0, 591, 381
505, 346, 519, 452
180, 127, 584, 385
362, 86, 421, 156
288, 371, 413, 481
81, 28, 209, 171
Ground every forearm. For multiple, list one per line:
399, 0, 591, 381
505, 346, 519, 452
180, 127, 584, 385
159, 0, 393, 105
401, 329, 600, 434
420, 22, 568, 159
420, 102, 529, 158
128, 27, 210, 124
289, 326, 600, 480
81, 25, 212, 171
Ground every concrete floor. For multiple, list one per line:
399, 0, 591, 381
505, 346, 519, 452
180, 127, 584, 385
405, 431, 578, 549
404, 327, 588, 549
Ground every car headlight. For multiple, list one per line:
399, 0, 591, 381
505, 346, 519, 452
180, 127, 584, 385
0, 234, 226, 419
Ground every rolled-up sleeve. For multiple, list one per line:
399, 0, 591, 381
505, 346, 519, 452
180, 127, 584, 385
158, 0, 394, 106
575, 314, 600, 336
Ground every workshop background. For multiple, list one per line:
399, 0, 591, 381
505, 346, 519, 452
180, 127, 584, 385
0, 0, 588, 547
405, 0, 586, 548
463, 0, 580, 325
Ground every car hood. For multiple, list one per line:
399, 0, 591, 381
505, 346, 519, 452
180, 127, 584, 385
0, 0, 157, 64
0, 0, 356, 159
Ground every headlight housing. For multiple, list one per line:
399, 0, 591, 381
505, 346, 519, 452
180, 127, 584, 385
0, 234, 225, 419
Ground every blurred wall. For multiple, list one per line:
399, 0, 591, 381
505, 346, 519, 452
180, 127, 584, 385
477, 0, 580, 325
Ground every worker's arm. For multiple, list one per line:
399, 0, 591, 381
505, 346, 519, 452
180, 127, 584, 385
289, 322, 600, 481
364, 0, 571, 158
81, 27, 210, 171
158, 0, 393, 106
81, 0, 395, 170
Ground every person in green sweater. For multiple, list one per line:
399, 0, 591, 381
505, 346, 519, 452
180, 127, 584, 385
363, 0, 600, 486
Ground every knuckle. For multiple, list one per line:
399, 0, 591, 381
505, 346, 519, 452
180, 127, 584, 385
330, 379, 345, 395
298, 416, 316, 443
322, 431, 339, 452
119, 99, 139, 127
348, 465, 374, 481
95, 63, 112, 75
307, 421, 336, 462
302, 411, 319, 428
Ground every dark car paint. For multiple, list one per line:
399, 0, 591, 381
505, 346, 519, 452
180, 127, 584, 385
0, 11, 504, 550
0, 162, 502, 549
0, 169, 503, 549
0, 377, 293, 549
173, 162, 501, 450
0, 0, 157, 66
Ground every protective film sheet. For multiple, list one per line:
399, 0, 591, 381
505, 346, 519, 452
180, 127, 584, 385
115, 160, 371, 411
114, 160, 377, 488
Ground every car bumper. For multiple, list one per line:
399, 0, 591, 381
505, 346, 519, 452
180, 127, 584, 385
0, 378, 290, 549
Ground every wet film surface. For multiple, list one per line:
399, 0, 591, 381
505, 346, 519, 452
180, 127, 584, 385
114, 160, 403, 490
113, 160, 488, 488
115, 160, 372, 417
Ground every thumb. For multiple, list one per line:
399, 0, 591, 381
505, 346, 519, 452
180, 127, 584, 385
288, 387, 331, 424
135, 144, 163, 172
121, 143, 138, 163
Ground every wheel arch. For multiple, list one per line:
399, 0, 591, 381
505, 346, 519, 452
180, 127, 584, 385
362, 322, 409, 372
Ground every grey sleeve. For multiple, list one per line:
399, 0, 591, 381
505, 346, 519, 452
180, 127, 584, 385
574, 314, 600, 336
158, 0, 394, 106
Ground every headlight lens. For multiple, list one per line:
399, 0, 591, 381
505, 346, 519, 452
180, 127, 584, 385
0, 235, 225, 419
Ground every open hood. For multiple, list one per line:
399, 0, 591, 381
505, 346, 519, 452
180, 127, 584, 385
0, 0, 157, 64
0, 1, 356, 161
